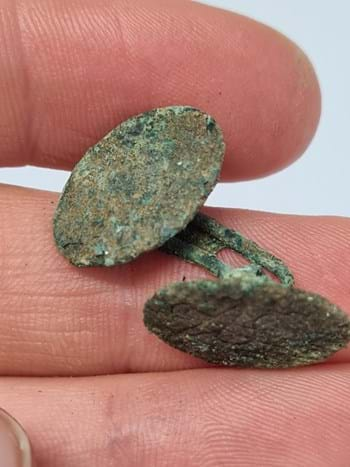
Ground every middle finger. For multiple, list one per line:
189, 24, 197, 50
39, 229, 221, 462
1, 185, 350, 376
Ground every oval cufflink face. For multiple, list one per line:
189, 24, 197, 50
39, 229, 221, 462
144, 276, 350, 368
54, 106, 225, 267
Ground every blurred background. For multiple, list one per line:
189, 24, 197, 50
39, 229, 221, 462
0, 0, 348, 216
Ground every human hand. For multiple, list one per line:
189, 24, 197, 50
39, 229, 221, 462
1, 1, 349, 466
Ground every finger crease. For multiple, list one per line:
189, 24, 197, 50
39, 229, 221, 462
13, 0, 36, 166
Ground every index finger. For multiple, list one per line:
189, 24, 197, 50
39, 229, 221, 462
0, 0, 320, 180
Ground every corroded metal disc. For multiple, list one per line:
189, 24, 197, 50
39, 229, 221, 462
143, 275, 350, 368
54, 106, 225, 266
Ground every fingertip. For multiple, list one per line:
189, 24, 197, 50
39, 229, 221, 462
0, 0, 321, 180
0, 408, 34, 467
216, 15, 321, 180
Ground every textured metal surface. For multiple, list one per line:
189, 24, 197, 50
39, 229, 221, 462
144, 275, 350, 368
54, 106, 224, 266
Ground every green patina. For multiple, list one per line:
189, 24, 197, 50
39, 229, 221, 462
54, 106, 225, 267
53, 105, 350, 368
144, 276, 350, 368
161, 212, 294, 286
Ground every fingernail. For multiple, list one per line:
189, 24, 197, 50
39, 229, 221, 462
0, 408, 33, 467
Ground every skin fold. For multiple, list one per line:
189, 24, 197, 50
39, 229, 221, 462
2, 0, 350, 466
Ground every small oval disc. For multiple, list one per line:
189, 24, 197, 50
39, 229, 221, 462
54, 106, 225, 266
143, 275, 350, 368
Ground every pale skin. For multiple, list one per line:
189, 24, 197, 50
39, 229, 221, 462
1, 0, 350, 466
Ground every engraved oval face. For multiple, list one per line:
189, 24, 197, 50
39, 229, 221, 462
53, 106, 225, 266
144, 276, 350, 368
